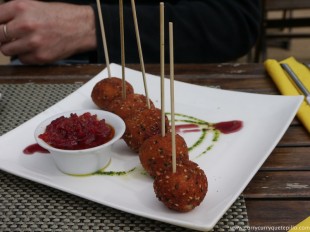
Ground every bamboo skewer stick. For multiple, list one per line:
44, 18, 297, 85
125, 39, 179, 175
131, 0, 151, 109
119, 0, 126, 99
160, 2, 165, 137
96, 0, 111, 77
169, 22, 176, 173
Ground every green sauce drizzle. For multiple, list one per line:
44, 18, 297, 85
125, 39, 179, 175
75, 113, 233, 177
213, 130, 220, 142
167, 112, 222, 158
94, 167, 136, 176
188, 129, 208, 151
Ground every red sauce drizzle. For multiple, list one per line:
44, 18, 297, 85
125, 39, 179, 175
175, 124, 199, 133
175, 120, 243, 134
214, 120, 243, 134
23, 143, 50, 155
181, 129, 201, 133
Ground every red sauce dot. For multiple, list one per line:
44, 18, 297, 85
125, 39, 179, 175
23, 143, 50, 155
214, 120, 243, 134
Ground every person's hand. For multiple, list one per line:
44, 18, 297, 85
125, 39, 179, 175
0, 0, 97, 64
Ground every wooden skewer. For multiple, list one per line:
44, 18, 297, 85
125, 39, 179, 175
169, 22, 176, 173
131, 0, 151, 108
119, 0, 126, 99
96, 0, 111, 77
160, 2, 165, 137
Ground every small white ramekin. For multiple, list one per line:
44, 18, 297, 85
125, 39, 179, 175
35, 109, 125, 175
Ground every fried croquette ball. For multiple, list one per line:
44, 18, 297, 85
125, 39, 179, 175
91, 77, 134, 110
107, 93, 155, 120
153, 161, 208, 212
139, 133, 189, 178
123, 108, 170, 152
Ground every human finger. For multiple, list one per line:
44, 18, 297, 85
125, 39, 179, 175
0, 24, 13, 43
0, 0, 19, 23
0, 43, 39, 65
1, 37, 58, 65
0, 36, 31, 57
14, 52, 40, 65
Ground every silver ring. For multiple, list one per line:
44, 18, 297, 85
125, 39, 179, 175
3, 24, 10, 40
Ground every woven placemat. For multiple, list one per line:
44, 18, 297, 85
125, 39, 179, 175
0, 83, 249, 232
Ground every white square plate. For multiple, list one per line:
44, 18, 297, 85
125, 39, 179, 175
0, 64, 303, 231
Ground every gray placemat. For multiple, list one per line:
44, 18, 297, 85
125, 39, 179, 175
0, 83, 249, 232
0, 83, 82, 134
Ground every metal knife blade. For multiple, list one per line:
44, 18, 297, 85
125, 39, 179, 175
281, 63, 310, 105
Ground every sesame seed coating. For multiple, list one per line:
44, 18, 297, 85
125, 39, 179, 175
153, 161, 208, 212
107, 93, 155, 120
91, 77, 134, 110
139, 133, 189, 178
123, 108, 170, 152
